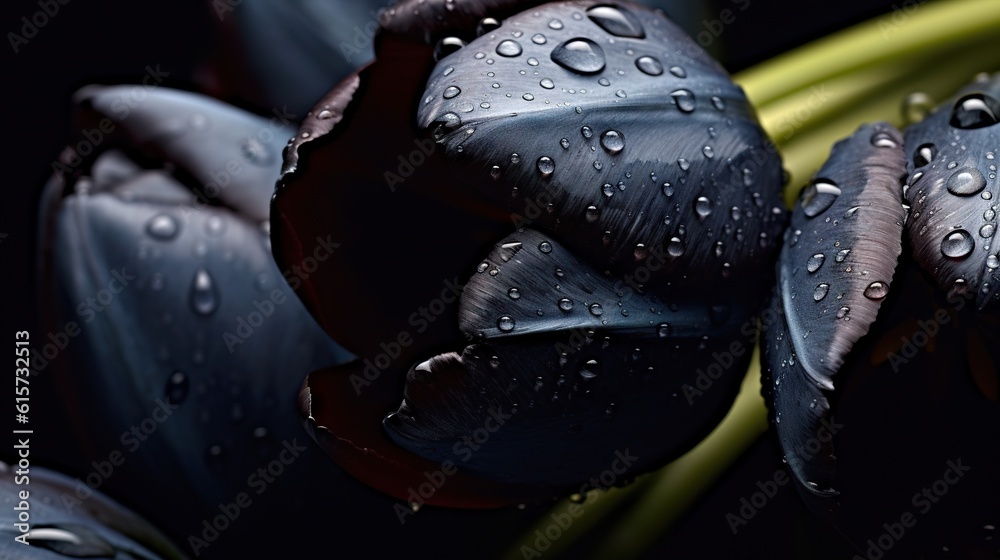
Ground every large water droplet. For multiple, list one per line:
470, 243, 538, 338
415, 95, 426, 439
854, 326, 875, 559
551, 38, 606, 74
146, 213, 179, 240
807, 253, 825, 273
950, 93, 1000, 129
443, 86, 461, 99
165, 371, 189, 404
981, 224, 995, 238
496, 39, 523, 57
586, 4, 645, 38
434, 37, 466, 61
580, 359, 599, 379
190, 268, 219, 316
667, 237, 685, 257
635, 55, 663, 76
913, 143, 936, 168
694, 196, 712, 220
801, 180, 842, 218
537, 156, 555, 177
813, 283, 830, 301
498, 316, 516, 332
477, 17, 501, 36
540, 78, 555, 89
671, 89, 696, 113
941, 230, 974, 259
863, 281, 889, 300
600, 130, 625, 154
946, 168, 986, 196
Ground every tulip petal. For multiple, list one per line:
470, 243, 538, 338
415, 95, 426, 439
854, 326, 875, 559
384, 230, 751, 487
417, 1, 786, 298
762, 122, 907, 496
903, 72, 1000, 310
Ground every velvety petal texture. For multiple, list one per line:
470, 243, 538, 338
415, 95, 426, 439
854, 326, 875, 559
276, 0, 784, 504
903, 72, 1000, 310
762, 122, 907, 496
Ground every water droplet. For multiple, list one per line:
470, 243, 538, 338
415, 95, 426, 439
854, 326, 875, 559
863, 281, 889, 300
539, 241, 553, 253
443, 86, 461, 99
477, 261, 490, 273
540, 78, 555, 89
662, 182, 674, 197
146, 213, 179, 240
807, 253, 825, 273
586, 4, 645, 37
496, 39, 523, 57
205, 444, 229, 474
871, 131, 898, 148
598, 77, 611, 87
585, 205, 600, 222
695, 196, 712, 220
600, 130, 625, 154
711, 96, 726, 111
941, 229, 974, 259
537, 156, 555, 177
165, 371, 188, 404
615, 89, 627, 98
667, 237, 685, 257
477, 17, 501, 36
669, 65, 686, 78
434, 37, 466, 61
532, 33, 547, 45
635, 55, 663, 76
813, 283, 830, 301
702, 145, 714, 159
677, 158, 690, 171
511, 153, 521, 164
913, 143, 936, 166
988, 255, 1000, 269
523, 93, 535, 101
801, 180, 842, 218
499, 242, 523, 262
549, 18, 564, 29
581, 126, 594, 139
497, 316, 516, 332
580, 359, 599, 379
946, 168, 986, 196
589, 303, 603, 316
837, 306, 850, 319
835, 249, 851, 263
551, 38, 606, 74
602, 183, 615, 197
950, 93, 1000, 129
656, 323, 672, 337
671, 89, 696, 113
560, 138, 570, 149
432, 112, 462, 140
190, 269, 218, 315
981, 224, 995, 238
558, 298, 574, 312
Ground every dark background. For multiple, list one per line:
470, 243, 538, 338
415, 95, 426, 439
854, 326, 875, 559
0, 0, 917, 558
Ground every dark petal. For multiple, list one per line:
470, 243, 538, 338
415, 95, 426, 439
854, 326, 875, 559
71, 85, 294, 223
417, 1, 786, 299
0, 463, 185, 559
301, 361, 540, 507
763, 122, 907, 496
271, 53, 511, 365
903, 72, 1000, 310
379, 0, 548, 44
38, 90, 349, 531
384, 231, 751, 487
